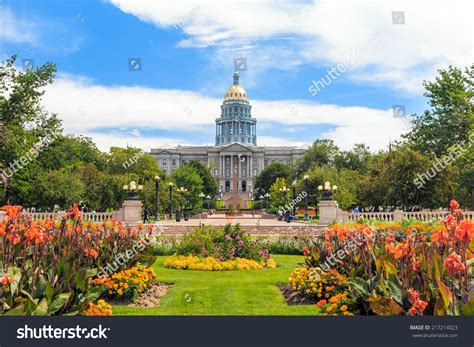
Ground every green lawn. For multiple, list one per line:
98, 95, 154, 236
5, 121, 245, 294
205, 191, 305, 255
113, 255, 318, 315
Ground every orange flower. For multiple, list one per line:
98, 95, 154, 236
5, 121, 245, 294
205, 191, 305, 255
316, 299, 327, 308
454, 220, 473, 243
84, 248, 99, 258
0, 273, 12, 286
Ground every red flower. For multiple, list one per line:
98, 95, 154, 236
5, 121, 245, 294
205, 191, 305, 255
444, 253, 465, 276
0, 273, 12, 286
407, 288, 427, 316
316, 299, 327, 308
84, 248, 99, 258
449, 199, 460, 211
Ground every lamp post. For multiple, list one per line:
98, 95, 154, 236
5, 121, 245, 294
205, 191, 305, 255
168, 182, 173, 219
199, 192, 205, 226
178, 187, 188, 221
292, 179, 297, 217
264, 193, 269, 210
318, 181, 338, 200
259, 195, 264, 211
303, 174, 309, 220
280, 186, 288, 222
154, 175, 160, 221
206, 195, 211, 210
123, 181, 143, 200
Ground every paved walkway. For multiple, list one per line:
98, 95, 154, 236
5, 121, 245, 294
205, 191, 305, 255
157, 214, 311, 227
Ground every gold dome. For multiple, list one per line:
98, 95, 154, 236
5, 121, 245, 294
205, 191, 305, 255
224, 84, 248, 101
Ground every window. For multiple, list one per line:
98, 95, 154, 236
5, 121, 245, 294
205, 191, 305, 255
226, 169, 230, 177
163, 159, 167, 165
172, 159, 176, 166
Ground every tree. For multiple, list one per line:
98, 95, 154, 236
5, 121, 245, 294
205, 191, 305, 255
183, 160, 218, 197
269, 177, 288, 209
0, 55, 61, 203
35, 169, 85, 209
335, 143, 374, 174
358, 146, 456, 210
295, 139, 339, 174
404, 65, 473, 157
302, 165, 358, 211
171, 165, 203, 210
255, 162, 292, 196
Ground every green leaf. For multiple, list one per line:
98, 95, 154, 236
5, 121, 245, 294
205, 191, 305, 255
33, 299, 49, 316
384, 261, 397, 279
350, 277, 370, 299
461, 298, 474, 316
33, 275, 47, 299
7, 267, 22, 294
47, 292, 72, 315
435, 277, 452, 310
3, 304, 26, 316
368, 296, 404, 316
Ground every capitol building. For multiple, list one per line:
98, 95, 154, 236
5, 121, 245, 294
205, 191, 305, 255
150, 69, 306, 207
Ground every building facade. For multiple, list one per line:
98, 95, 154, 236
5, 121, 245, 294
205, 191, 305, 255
150, 70, 306, 206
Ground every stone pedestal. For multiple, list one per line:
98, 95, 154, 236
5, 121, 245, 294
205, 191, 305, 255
318, 200, 339, 225
119, 199, 143, 225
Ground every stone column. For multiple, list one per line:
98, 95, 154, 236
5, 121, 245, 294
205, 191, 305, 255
118, 199, 143, 225
317, 200, 339, 226
394, 209, 404, 221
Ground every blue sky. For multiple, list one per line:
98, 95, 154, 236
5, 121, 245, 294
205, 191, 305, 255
0, 0, 471, 151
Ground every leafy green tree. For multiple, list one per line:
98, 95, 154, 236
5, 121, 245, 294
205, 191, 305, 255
255, 162, 292, 196
183, 160, 218, 197
295, 139, 339, 174
301, 165, 358, 210
404, 65, 473, 157
269, 177, 288, 209
35, 169, 85, 209
172, 165, 203, 210
0, 55, 61, 203
335, 144, 374, 174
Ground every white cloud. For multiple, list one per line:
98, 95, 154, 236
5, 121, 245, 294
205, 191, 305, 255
106, 0, 472, 93
42, 73, 410, 152
0, 8, 38, 45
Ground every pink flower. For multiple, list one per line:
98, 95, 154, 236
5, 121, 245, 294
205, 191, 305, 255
238, 240, 244, 247
225, 234, 231, 240
201, 246, 207, 255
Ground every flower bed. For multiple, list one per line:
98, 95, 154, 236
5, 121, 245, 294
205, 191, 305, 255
0, 204, 154, 315
164, 224, 276, 271
164, 254, 276, 271
92, 265, 155, 301
288, 200, 473, 316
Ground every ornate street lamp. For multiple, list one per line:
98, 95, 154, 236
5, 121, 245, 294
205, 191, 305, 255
199, 192, 205, 226
259, 195, 264, 211
154, 175, 160, 221
123, 181, 143, 200
168, 182, 174, 219
303, 174, 309, 220
264, 193, 270, 209
206, 195, 211, 210
292, 179, 297, 216
318, 181, 338, 200
280, 186, 288, 222
178, 186, 188, 221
